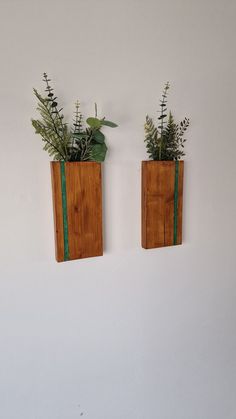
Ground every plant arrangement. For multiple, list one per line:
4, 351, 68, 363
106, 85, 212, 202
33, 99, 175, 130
144, 82, 190, 161
31, 73, 118, 162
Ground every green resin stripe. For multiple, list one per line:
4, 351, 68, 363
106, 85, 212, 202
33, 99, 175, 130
60, 162, 69, 260
173, 160, 179, 245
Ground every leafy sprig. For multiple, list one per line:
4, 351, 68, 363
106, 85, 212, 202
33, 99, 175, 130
31, 73, 118, 162
144, 83, 189, 161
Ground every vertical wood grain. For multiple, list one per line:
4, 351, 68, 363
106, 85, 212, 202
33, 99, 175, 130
141, 161, 184, 249
177, 161, 184, 245
50, 162, 103, 262
50, 162, 64, 262
141, 161, 147, 248
164, 162, 176, 246
65, 162, 103, 260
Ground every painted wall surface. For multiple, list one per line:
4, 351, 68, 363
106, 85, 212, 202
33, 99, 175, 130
0, 0, 236, 418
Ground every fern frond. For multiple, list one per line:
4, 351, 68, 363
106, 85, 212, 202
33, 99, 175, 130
145, 115, 158, 140
144, 115, 160, 160
32, 86, 71, 160
31, 119, 66, 160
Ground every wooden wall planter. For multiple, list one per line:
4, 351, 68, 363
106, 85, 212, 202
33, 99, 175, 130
142, 160, 184, 249
50, 162, 103, 262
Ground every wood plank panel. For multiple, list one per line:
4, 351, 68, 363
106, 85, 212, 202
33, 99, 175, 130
50, 161, 103, 262
141, 161, 184, 249
177, 161, 184, 245
65, 162, 103, 260
164, 162, 176, 246
50, 162, 64, 262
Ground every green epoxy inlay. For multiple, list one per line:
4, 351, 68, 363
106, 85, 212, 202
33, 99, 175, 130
173, 160, 179, 245
60, 162, 69, 260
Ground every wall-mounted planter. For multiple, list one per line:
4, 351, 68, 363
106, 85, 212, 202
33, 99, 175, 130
51, 162, 103, 262
141, 160, 184, 249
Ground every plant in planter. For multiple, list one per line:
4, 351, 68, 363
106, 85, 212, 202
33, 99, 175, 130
142, 83, 190, 249
31, 73, 117, 262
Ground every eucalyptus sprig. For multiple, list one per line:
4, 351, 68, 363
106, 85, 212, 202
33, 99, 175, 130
31, 73, 118, 162
144, 83, 189, 161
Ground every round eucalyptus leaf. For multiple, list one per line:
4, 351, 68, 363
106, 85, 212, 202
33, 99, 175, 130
86, 117, 102, 129
93, 130, 105, 143
91, 143, 107, 162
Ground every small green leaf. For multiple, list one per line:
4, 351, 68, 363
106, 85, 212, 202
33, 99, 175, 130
73, 133, 89, 139
86, 117, 102, 129
91, 143, 107, 162
93, 130, 105, 143
101, 119, 118, 128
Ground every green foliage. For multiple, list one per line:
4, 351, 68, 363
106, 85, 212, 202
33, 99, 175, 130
144, 83, 189, 161
31, 73, 118, 162
86, 117, 102, 129
101, 120, 118, 128
144, 116, 159, 160
91, 143, 108, 162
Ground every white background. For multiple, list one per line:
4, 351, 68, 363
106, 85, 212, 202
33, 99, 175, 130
0, 0, 236, 418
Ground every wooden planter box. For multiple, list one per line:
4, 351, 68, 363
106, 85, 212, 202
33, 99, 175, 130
142, 161, 184, 249
50, 162, 103, 262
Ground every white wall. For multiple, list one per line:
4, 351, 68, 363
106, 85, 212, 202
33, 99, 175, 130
0, 0, 236, 418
